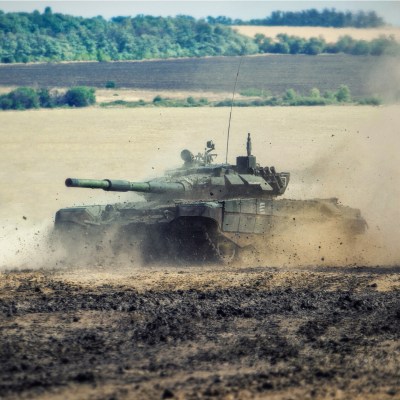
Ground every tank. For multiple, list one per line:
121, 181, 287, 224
54, 134, 367, 263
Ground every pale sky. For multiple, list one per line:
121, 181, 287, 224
1, 1, 400, 26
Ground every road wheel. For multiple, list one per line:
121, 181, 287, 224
215, 238, 237, 264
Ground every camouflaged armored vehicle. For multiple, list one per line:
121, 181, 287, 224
55, 134, 366, 263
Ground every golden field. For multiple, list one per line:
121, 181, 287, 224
234, 25, 400, 41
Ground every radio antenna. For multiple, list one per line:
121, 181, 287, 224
225, 55, 244, 164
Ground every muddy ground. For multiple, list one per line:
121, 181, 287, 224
0, 263, 399, 400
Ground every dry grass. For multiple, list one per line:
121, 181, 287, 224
234, 25, 400, 42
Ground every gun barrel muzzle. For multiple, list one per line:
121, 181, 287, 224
65, 178, 136, 191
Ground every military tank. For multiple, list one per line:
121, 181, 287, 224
54, 134, 367, 263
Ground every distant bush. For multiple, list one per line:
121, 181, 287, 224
0, 95, 13, 110
186, 96, 196, 105
351, 40, 371, 55
7, 87, 40, 110
151, 95, 208, 107
37, 88, 55, 108
310, 88, 321, 98
100, 99, 146, 107
335, 85, 351, 102
214, 99, 232, 107
370, 36, 399, 56
105, 81, 116, 89
323, 90, 336, 100
0, 86, 97, 110
64, 87, 96, 107
358, 97, 382, 106
153, 95, 163, 103
303, 37, 326, 55
283, 88, 298, 101
286, 97, 330, 106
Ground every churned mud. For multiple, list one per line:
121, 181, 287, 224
0, 264, 399, 400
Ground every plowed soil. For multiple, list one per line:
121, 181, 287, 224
0, 54, 398, 99
1, 264, 399, 400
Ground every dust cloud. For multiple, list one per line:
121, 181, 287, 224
368, 57, 400, 103
0, 221, 62, 270
280, 105, 400, 266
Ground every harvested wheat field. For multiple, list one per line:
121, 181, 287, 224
0, 106, 399, 400
234, 25, 400, 42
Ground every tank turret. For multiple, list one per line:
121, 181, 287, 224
65, 134, 290, 200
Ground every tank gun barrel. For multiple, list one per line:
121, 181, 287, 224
65, 178, 185, 193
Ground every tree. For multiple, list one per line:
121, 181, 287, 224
273, 42, 290, 54
64, 87, 96, 107
304, 37, 326, 55
0, 10, 392, 62
8, 87, 39, 109
310, 88, 320, 98
351, 40, 370, 55
335, 85, 351, 102
37, 88, 54, 108
335, 35, 356, 53
283, 88, 298, 101
105, 81, 116, 89
0, 95, 13, 109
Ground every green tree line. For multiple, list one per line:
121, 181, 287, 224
0, 8, 398, 63
0, 8, 257, 63
207, 8, 385, 28
255, 33, 400, 56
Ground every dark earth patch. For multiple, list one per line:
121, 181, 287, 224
0, 266, 399, 399
0, 55, 397, 98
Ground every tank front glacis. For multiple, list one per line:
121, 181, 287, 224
55, 134, 366, 264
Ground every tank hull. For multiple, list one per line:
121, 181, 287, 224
54, 197, 366, 264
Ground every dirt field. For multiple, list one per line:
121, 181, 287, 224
1, 55, 399, 99
234, 25, 400, 42
0, 106, 399, 399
